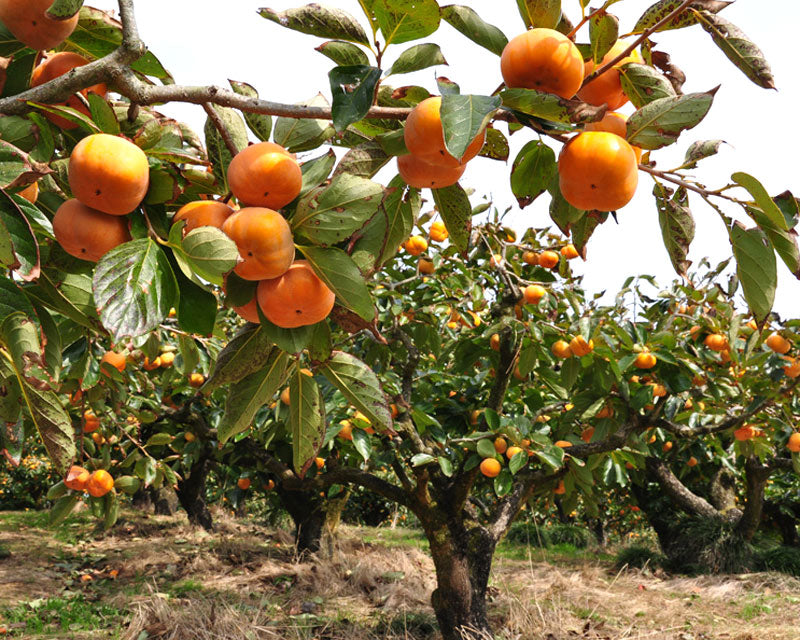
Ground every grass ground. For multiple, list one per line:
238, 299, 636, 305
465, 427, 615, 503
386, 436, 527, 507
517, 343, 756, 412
1, 508, 799, 639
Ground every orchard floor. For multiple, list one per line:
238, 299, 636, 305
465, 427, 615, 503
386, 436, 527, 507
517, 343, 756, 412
0, 509, 799, 639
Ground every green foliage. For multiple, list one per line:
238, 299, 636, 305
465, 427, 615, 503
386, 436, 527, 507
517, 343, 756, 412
548, 523, 592, 548
755, 546, 800, 577
663, 517, 755, 575
614, 544, 664, 571
0, 450, 59, 509
505, 521, 551, 547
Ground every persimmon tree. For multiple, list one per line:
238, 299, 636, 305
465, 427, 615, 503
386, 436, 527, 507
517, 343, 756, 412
0, 0, 799, 639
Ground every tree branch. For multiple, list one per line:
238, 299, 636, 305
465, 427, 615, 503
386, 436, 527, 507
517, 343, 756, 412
645, 457, 724, 520
202, 102, 240, 157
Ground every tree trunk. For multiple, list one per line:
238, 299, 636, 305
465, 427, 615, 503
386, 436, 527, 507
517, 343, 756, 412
588, 517, 607, 547
734, 457, 770, 541
176, 455, 213, 530
426, 520, 495, 640
763, 500, 800, 546
152, 486, 178, 516
277, 485, 350, 555
131, 488, 152, 511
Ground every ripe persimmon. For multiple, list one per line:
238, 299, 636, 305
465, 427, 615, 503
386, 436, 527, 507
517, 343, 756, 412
766, 332, 791, 354
634, 352, 657, 369
494, 437, 508, 454
30, 52, 107, 130
570, 335, 594, 357
237, 477, 251, 490
418, 258, 435, 274
405, 235, 428, 256
490, 333, 500, 351
480, 457, 501, 478
83, 409, 100, 433
704, 333, 728, 352
585, 111, 642, 162
188, 373, 205, 388
397, 153, 466, 189
538, 250, 559, 269
227, 141, 301, 209
68, 134, 150, 215
577, 40, 642, 110
506, 445, 523, 459
429, 221, 448, 242
404, 97, 485, 167
233, 296, 261, 323
501, 28, 584, 99
560, 244, 579, 260
551, 340, 572, 359
221, 207, 295, 281
558, 132, 638, 211
788, 432, 800, 453
173, 200, 234, 234
53, 199, 131, 262
86, 469, 114, 498
256, 260, 335, 328
523, 251, 538, 265
65, 465, 90, 491
523, 284, 546, 304
0, 0, 79, 50
100, 351, 126, 373
554, 480, 566, 495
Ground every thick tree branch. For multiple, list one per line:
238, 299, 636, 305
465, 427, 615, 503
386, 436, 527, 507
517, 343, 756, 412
736, 456, 771, 540
645, 457, 724, 520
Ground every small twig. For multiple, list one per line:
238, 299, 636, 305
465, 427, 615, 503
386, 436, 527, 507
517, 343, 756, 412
566, 6, 605, 40
639, 164, 743, 205
581, 0, 695, 88
202, 102, 240, 157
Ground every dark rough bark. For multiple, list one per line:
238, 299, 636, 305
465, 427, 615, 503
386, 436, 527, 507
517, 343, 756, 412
131, 488, 152, 511
735, 457, 771, 541
645, 457, 724, 520
152, 486, 178, 516
763, 500, 800, 546
277, 485, 350, 555
588, 517, 607, 547
426, 520, 495, 640
709, 468, 738, 512
176, 454, 213, 530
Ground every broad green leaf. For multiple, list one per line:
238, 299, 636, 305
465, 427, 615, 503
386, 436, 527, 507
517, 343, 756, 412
388, 43, 447, 75
478, 127, 509, 162
0, 139, 52, 190
698, 11, 774, 89
351, 428, 372, 461
273, 95, 336, 153
46, 0, 83, 19
170, 255, 217, 337
293, 173, 383, 245
440, 5, 508, 56
745, 206, 800, 280
24, 269, 96, 330
440, 94, 500, 160
333, 140, 390, 179
290, 365, 326, 475
618, 63, 677, 109
93, 239, 178, 341
205, 323, 276, 392
626, 89, 717, 150
373, 0, 440, 46
509, 450, 528, 475
316, 40, 371, 66
0, 315, 74, 475
258, 314, 316, 354
218, 349, 289, 444
0, 116, 42, 153
476, 438, 496, 458
535, 445, 565, 470
631, 0, 732, 34
732, 172, 789, 231
259, 5, 370, 44
730, 223, 776, 323
432, 183, 471, 254
515, 0, 561, 29
300, 245, 374, 321
114, 475, 141, 495
589, 12, 619, 64
376, 129, 408, 156
548, 173, 585, 235
87, 94, 120, 135
329, 65, 382, 132
500, 88, 606, 124
510, 140, 557, 209
204, 105, 248, 192
50, 494, 80, 525
32, 303, 61, 381
229, 80, 273, 141
411, 453, 436, 467
300, 149, 337, 195
571, 212, 603, 254
318, 351, 392, 432
494, 470, 512, 496
181, 227, 239, 280
0, 189, 39, 280
654, 182, 695, 277
683, 139, 724, 169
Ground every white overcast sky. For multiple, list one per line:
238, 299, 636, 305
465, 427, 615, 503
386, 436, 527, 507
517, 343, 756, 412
92, 1, 800, 318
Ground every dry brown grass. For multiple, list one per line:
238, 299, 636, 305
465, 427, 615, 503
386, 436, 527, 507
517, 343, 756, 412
2, 509, 800, 640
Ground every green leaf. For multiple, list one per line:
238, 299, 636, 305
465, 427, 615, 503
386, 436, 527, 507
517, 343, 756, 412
145, 433, 173, 447
0, 117, 41, 154
32, 303, 61, 381
535, 445, 565, 470
697, 11, 774, 89
49, 494, 80, 525
618, 63, 677, 109
626, 89, 717, 150
224, 272, 258, 308
229, 80, 273, 141
205, 324, 277, 392
0, 315, 74, 475
86, 94, 120, 135
389, 43, 447, 75
476, 439, 496, 458
290, 366, 326, 475
329, 65, 382, 132
494, 470, 512, 496
46, 0, 84, 19
24, 269, 96, 330
318, 351, 393, 432
515, 0, 561, 29
259, 5, 370, 44
509, 450, 527, 475
300, 245, 374, 321
181, 227, 239, 280
171, 257, 217, 337
683, 139, 724, 169
589, 12, 619, 64
218, 348, 289, 444
548, 173, 585, 235
204, 105, 248, 192
114, 475, 141, 495
300, 149, 337, 195
373, 0, 440, 46
258, 315, 316, 354
293, 173, 383, 245
510, 140, 557, 209
0, 189, 40, 280
65, 7, 172, 79
333, 140, 390, 179
730, 223, 776, 323
500, 88, 606, 125
432, 183, 471, 254
732, 172, 789, 231
0, 139, 52, 190
478, 127, 509, 162
351, 427, 372, 461
411, 453, 436, 467
654, 182, 695, 277
316, 40, 371, 66
273, 95, 336, 153
631, 0, 732, 34
745, 206, 800, 279
93, 239, 178, 341
440, 94, 499, 161
0, 277, 33, 325
440, 5, 508, 56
